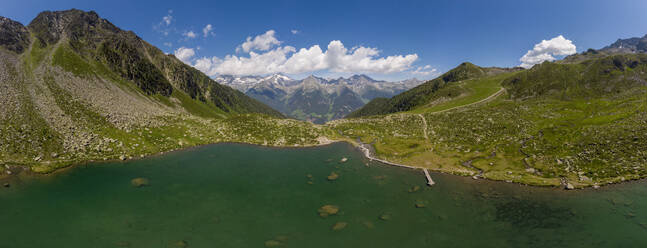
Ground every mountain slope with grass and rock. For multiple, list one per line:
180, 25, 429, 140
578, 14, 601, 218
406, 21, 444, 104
0, 9, 331, 175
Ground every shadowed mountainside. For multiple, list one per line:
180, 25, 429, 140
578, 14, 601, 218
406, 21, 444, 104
17, 9, 282, 116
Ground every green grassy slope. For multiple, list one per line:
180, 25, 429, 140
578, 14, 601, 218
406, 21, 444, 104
407, 72, 509, 114
504, 54, 647, 99
0, 9, 298, 174
347, 62, 518, 117
1, 42, 325, 173
329, 54, 647, 188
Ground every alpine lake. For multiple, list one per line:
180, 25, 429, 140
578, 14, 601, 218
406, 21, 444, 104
1, 142, 646, 247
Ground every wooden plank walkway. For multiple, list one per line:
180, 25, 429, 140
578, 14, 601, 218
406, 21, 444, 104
423, 168, 435, 186
358, 142, 435, 186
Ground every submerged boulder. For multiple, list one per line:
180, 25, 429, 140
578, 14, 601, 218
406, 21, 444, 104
373, 175, 386, 180
331, 222, 348, 231
115, 241, 130, 247
318, 205, 340, 217
131, 177, 149, 187
174, 240, 188, 247
274, 235, 289, 242
640, 223, 647, 230
327, 172, 339, 181
264, 240, 281, 247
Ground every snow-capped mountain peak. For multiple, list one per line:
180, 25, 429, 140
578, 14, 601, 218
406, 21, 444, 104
215, 73, 424, 123
217, 73, 423, 97
262, 73, 294, 86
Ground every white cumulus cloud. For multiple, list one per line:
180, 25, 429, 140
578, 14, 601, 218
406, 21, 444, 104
237, 30, 282, 53
178, 30, 429, 77
162, 10, 173, 26
192, 39, 419, 76
154, 10, 175, 36
291, 29, 299, 34
203, 24, 214, 37
520, 35, 576, 68
412, 65, 438, 76
174, 47, 195, 64
183, 31, 197, 39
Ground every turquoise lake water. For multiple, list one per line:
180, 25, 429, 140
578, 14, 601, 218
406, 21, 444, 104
1, 142, 646, 247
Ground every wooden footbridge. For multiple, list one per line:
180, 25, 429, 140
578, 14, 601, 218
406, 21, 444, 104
423, 168, 435, 186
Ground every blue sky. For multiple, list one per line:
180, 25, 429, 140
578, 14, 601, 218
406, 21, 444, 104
2, 0, 647, 80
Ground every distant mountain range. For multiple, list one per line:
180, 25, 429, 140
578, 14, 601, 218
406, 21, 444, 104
216, 74, 423, 123
562, 34, 647, 63
602, 34, 647, 53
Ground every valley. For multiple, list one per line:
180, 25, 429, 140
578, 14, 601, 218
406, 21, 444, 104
217, 74, 422, 124
3, 2, 647, 248
1, 9, 647, 190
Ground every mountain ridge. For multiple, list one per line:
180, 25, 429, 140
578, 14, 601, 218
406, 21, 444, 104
561, 34, 647, 63
0, 9, 320, 173
216, 73, 423, 123
19, 9, 282, 116
347, 62, 520, 117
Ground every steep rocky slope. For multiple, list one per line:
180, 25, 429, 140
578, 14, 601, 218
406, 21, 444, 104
0, 9, 316, 174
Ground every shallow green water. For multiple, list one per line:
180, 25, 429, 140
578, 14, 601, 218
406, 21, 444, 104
1, 142, 646, 247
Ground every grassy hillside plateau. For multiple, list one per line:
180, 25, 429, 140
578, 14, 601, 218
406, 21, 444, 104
332, 54, 647, 188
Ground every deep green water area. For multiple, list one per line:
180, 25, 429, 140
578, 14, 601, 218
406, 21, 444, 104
1, 142, 646, 247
